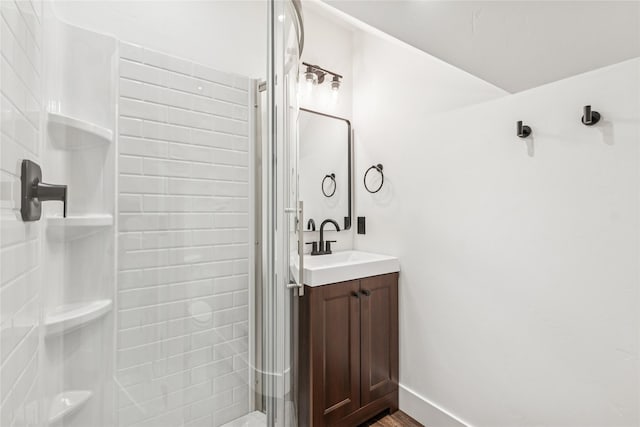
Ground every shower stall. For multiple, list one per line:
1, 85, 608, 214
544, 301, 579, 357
0, 0, 303, 426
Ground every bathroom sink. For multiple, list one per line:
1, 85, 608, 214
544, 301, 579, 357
292, 250, 400, 287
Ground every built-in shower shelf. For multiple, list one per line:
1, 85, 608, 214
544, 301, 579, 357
44, 299, 112, 337
47, 214, 113, 241
47, 112, 113, 149
48, 390, 93, 424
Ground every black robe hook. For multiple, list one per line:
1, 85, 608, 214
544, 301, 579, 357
517, 121, 532, 138
581, 105, 601, 126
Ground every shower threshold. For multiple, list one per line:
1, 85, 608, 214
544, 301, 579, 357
221, 411, 266, 427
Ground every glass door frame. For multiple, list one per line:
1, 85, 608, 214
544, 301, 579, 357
264, 0, 304, 425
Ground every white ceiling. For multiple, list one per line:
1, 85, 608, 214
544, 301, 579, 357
322, 1, 640, 93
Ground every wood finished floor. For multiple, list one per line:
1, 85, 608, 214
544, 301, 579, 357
360, 410, 424, 427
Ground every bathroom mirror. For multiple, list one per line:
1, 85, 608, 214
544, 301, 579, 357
299, 108, 352, 230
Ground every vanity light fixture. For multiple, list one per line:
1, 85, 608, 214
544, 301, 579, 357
302, 62, 342, 92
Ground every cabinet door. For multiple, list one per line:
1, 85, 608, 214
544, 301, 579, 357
311, 280, 361, 425
360, 273, 399, 405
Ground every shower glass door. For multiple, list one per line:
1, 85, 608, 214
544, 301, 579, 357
265, 0, 303, 426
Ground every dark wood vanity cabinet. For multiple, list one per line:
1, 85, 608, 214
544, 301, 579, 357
298, 273, 399, 426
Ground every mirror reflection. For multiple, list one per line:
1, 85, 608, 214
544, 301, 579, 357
299, 108, 351, 230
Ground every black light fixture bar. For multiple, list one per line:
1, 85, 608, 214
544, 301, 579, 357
302, 62, 343, 79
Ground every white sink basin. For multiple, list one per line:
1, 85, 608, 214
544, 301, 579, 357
292, 250, 400, 287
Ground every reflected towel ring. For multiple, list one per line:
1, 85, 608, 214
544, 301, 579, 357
322, 173, 336, 197
364, 164, 384, 194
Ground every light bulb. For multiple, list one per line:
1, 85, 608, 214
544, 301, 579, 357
304, 68, 317, 86
331, 87, 339, 104
304, 78, 314, 94
300, 73, 314, 102
330, 76, 341, 91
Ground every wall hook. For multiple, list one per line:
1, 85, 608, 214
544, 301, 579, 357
517, 121, 532, 138
581, 105, 601, 126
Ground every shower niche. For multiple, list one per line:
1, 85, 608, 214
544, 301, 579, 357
42, 11, 116, 426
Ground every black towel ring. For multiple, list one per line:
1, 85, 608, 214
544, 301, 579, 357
322, 173, 336, 197
364, 164, 384, 194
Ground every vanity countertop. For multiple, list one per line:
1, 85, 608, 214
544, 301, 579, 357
291, 250, 400, 287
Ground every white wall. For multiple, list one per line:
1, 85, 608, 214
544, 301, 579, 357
0, 0, 43, 425
353, 38, 639, 426
301, 5, 354, 119
53, 0, 267, 79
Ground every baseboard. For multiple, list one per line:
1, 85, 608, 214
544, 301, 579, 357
399, 384, 472, 427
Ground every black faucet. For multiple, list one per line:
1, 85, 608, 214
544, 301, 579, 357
317, 218, 340, 255
307, 218, 316, 231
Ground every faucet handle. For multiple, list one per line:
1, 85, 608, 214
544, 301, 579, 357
325, 240, 337, 254
305, 241, 319, 255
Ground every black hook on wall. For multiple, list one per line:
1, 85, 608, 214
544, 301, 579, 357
581, 105, 601, 126
517, 120, 532, 138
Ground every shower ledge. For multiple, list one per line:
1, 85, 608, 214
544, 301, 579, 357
47, 214, 113, 241
45, 299, 112, 337
47, 111, 113, 149
48, 390, 93, 424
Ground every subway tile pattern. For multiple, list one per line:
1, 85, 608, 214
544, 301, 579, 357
116, 42, 252, 427
0, 0, 42, 426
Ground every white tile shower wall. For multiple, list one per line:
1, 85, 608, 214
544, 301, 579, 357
116, 42, 252, 427
0, 0, 43, 426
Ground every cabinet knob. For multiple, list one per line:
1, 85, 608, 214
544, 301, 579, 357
351, 291, 360, 298
361, 289, 371, 296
